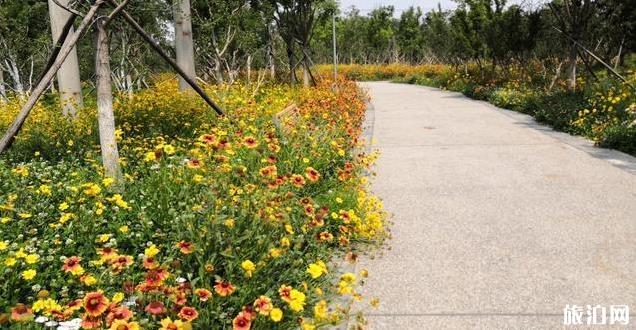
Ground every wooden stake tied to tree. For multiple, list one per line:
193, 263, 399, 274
0, 0, 227, 185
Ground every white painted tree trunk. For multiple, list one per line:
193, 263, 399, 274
0, 69, 6, 102
48, 0, 83, 116
246, 54, 252, 84
173, 0, 196, 91
96, 16, 123, 183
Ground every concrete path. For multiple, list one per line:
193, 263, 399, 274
358, 82, 636, 329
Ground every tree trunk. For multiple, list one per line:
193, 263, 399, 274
302, 56, 310, 87
267, 22, 276, 80
173, 0, 196, 91
246, 54, 252, 84
96, 16, 123, 183
0, 69, 6, 102
48, 0, 83, 116
566, 46, 577, 92
286, 40, 297, 84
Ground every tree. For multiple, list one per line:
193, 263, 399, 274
48, 0, 84, 116
0, 0, 49, 97
174, 0, 197, 91
95, 9, 123, 182
397, 7, 424, 64
549, 0, 596, 92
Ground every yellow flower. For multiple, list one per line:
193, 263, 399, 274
83, 183, 101, 196
58, 202, 69, 211
98, 234, 111, 243
285, 224, 294, 234
270, 308, 283, 322
288, 289, 306, 312
83, 274, 98, 286
19, 213, 32, 219
269, 248, 282, 258
163, 144, 176, 155
145, 245, 160, 258
144, 151, 157, 162
112, 292, 125, 304
0, 241, 7, 250
224, 219, 235, 228
22, 269, 37, 280
302, 323, 316, 330
160, 317, 191, 330
241, 260, 256, 277
25, 254, 39, 264
102, 177, 115, 187
38, 185, 52, 196
15, 249, 27, 258
306, 261, 328, 279
5, 257, 17, 267
110, 320, 140, 330
119, 225, 129, 233
280, 237, 290, 247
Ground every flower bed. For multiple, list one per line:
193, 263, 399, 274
0, 77, 386, 329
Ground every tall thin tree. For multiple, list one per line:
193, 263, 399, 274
48, 0, 84, 116
174, 0, 196, 91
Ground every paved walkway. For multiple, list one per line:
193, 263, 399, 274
358, 82, 636, 329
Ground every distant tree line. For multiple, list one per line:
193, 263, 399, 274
311, 0, 635, 91
0, 0, 634, 98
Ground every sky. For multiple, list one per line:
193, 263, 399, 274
338, 0, 546, 15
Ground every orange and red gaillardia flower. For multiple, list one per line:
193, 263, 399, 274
194, 288, 213, 302
187, 159, 203, 169
10, 304, 33, 322
62, 256, 82, 273
110, 255, 133, 273
83, 292, 110, 317
242, 136, 259, 149
232, 312, 252, 330
177, 307, 199, 322
304, 167, 321, 182
291, 174, 306, 188
106, 306, 134, 325
278, 285, 292, 303
214, 280, 236, 297
176, 241, 195, 254
145, 301, 166, 316
253, 296, 273, 316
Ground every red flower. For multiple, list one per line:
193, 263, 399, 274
144, 301, 166, 315
214, 280, 235, 297
142, 256, 158, 270
106, 306, 133, 325
145, 269, 170, 287
187, 159, 203, 169
10, 304, 32, 322
291, 174, 306, 187
232, 312, 252, 330
278, 285, 292, 303
176, 241, 195, 254
304, 167, 320, 182
83, 292, 110, 317
110, 255, 133, 273
97, 247, 118, 261
242, 136, 259, 149
81, 317, 103, 329
241, 305, 258, 320
199, 134, 217, 145
194, 288, 213, 302
253, 296, 273, 316
62, 256, 82, 273
177, 306, 199, 322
